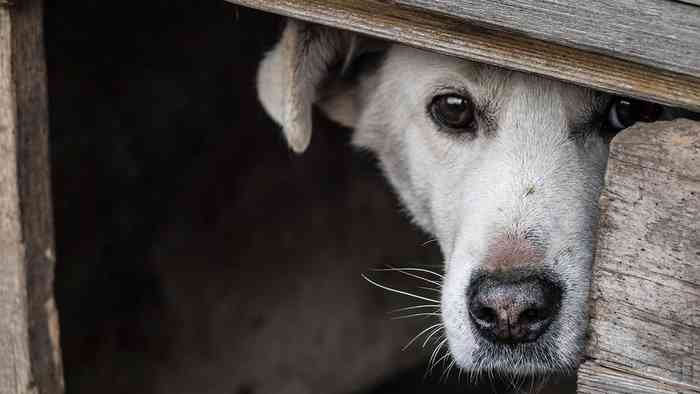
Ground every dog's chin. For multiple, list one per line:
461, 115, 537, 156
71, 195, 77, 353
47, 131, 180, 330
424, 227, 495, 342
449, 328, 582, 376
469, 340, 578, 376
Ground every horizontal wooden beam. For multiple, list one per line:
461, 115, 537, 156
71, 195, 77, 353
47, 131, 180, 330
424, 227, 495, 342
393, 0, 700, 78
225, 0, 700, 112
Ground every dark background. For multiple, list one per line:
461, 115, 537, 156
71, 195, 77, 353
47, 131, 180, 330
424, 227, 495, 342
45, 1, 575, 393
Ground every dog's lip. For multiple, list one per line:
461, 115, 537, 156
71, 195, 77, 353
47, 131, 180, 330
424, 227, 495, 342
465, 316, 580, 373
469, 343, 573, 374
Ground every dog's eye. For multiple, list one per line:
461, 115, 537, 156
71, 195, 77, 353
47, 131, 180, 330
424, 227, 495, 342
607, 97, 662, 130
430, 94, 475, 131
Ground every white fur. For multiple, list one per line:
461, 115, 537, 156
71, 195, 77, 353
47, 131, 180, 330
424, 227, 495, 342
258, 25, 612, 375
351, 48, 608, 372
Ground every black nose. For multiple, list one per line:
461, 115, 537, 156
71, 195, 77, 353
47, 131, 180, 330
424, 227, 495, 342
468, 273, 561, 344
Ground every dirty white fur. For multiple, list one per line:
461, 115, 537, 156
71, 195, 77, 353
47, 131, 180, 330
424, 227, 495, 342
258, 23, 611, 374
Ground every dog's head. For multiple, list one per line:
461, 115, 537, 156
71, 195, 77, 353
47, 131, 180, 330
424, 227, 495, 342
256, 21, 658, 375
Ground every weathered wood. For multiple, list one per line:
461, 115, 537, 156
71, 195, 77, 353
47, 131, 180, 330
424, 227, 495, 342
392, 0, 700, 78
578, 362, 700, 394
226, 0, 700, 113
0, 0, 64, 393
577, 119, 700, 394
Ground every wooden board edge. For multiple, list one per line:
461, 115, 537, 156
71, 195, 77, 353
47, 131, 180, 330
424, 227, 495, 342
672, 0, 700, 7
0, 1, 64, 393
225, 0, 700, 112
577, 360, 700, 394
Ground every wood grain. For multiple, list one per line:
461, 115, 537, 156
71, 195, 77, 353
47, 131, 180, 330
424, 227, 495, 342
225, 0, 700, 113
577, 119, 700, 394
0, 0, 63, 393
578, 361, 700, 394
394, 0, 700, 78
0, 9, 33, 391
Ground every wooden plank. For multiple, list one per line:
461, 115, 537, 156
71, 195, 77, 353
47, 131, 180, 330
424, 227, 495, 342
0, 0, 64, 393
392, 0, 700, 78
577, 119, 700, 394
226, 0, 700, 113
0, 9, 33, 394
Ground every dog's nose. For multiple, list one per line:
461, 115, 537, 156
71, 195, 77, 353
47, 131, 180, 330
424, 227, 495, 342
468, 274, 561, 344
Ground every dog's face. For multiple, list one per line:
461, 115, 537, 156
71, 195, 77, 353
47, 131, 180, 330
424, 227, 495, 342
356, 47, 610, 374
256, 22, 650, 375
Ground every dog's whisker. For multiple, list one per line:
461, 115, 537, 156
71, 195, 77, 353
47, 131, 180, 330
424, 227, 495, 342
441, 357, 456, 383
391, 312, 441, 320
402, 322, 444, 351
421, 238, 438, 247
528, 373, 537, 394
417, 286, 441, 293
425, 338, 442, 374
371, 266, 443, 287
362, 274, 439, 303
428, 337, 448, 374
506, 370, 520, 393
390, 304, 440, 313
373, 266, 444, 279
421, 324, 444, 347
434, 350, 451, 372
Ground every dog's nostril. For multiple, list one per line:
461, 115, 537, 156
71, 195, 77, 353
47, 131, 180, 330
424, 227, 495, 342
519, 307, 546, 324
474, 306, 497, 324
468, 273, 561, 344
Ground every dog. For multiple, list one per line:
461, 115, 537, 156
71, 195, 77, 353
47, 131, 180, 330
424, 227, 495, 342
255, 20, 672, 376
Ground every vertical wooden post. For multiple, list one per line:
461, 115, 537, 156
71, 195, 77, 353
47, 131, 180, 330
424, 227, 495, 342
577, 119, 700, 394
0, 0, 64, 393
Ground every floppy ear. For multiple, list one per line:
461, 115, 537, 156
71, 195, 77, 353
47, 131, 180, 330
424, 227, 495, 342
257, 20, 384, 153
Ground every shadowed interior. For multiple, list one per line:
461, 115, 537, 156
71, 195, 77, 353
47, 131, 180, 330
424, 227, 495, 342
47, 1, 577, 393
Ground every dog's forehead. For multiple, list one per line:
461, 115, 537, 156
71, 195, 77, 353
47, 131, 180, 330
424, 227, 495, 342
384, 45, 603, 116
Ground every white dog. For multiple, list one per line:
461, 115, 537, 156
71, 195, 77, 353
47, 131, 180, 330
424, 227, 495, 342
256, 20, 667, 376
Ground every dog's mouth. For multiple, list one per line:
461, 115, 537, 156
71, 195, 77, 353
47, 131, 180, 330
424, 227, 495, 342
464, 289, 582, 376
469, 332, 572, 375
442, 266, 582, 375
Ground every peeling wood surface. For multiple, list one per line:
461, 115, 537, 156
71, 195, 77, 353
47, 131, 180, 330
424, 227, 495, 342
577, 119, 700, 394
226, 0, 700, 113
0, 1, 63, 393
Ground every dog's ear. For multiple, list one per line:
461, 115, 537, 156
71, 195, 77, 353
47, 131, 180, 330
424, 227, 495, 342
257, 20, 386, 153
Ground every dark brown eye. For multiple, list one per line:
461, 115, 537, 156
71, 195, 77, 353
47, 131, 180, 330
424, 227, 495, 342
430, 94, 475, 131
608, 98, 662, 130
